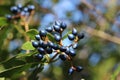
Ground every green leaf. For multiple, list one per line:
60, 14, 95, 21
26, 29, 39, 39
0, 17, 7, 27
21, 41, 35, 50
0, 63, 33, 77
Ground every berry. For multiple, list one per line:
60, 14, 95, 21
68, 67, 74, 75
10, 6, 19, 14
77, 33, 84, 39
35, 54, 43, 60
72, 28, 77, 35
48, 42, 54, 48
52, 44, 59, 50
39, 40, 43, 47
72, 43, 78, 49
46, 47, 52, 54
60, 22, 67, 29
54, 34, 61, 42
35, 34, 41, 40
46, 26, 53, 32
38, 47, 45, 54
68, 34, 75, 40
65, 48, 70, 55
69, 50, 76, 57
32, 41, 39, 48
41, 42, 48, 49
23, 7, 28, 12
59, 54, 67, 61
55, 21, 61, 26
39, 30, 47, 37
28, 5, 35, 12
17, 4, 23, 10
53, 25, 61, 32
6, 15, 12, 20
76, 66, 83, 72
60, 46, 67, 52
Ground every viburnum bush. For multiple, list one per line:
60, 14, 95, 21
0, 4, 84, 80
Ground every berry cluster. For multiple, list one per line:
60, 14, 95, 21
6, 4, 35, 21
32, 21, 84, 75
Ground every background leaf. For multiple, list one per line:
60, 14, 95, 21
21, 41, 35, 50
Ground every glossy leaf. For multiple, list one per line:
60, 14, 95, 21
21, 41, 35, 50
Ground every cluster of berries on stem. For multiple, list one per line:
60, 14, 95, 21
6, 4, 35, 21
32, 21, 84, 75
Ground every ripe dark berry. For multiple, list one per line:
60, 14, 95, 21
48, 42, 54, 48
60, 46, 67, 52
60, 22, 67, 29
39, 30, 47, 37
65, 48, 70, 55
38, 47, 45, 54
28, 5, 35, 12
53, 25, 61, 32
77, 33, 84, 39
55, 21, 61, 26
23, 7, 28, 12
35, 34, 41, 40
10, 6, 19, 14
72, 43, 78, 49
17, 4, 23, 10
39, 40, 43, 47
32, 41, 39, 48
76, 66, 83, 72
41, 42, 48, 49
72, 28, 77, 35
54, 34, 61, 42
46, 26, 53, 32
68, 34, 75, 40
35, 54, 43, 60
69, 50, 76, 57
68, 67, 74, 75
6, 15, 12, 20
46, 47, 52, 54
52, 44, 59, 50
59, 54, 67, 61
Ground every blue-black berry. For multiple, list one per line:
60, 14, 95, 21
35, 54, 43, 60
6, 15, 12, 20
28, 5, 35, 12
59, 54, 67, 61
41, 42, 48, 49
46, 47, 52, 54
72, 43, 78, 49
38, 47, 45, 54
32, 41, 39, 48
54, 34, 61, 42
10, 6, 19, 14
68, 34, 75, 40
39, 30, 47, 37
68, 67, 74, 75
69, 50, 76, 57
35, 34, 41, 40
17, 4, 23, 10
77, 33, 84, 39
60, 22, 67, 29
72, 28, 77, 35
46, 26, 53, 32
60, 46, 67, 52
76, 66, 83, 72
53, 25, 61, 32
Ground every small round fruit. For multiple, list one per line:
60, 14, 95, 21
52, 44, 59, 50
54, 34, 61, 42
41, 42, 48, 49
76, 66, 83, 72
39, 30, 47, 37
72, 28, 77, 35
72, 43, 78, 49
46, 26, 53, 32
35, 34, 41, 40
53, 25, 61, 32
10, 6, 19, 14
28, 5, 35, 12
17, 4, 23, 10
68, 67, 74, 75
32, 41, 39, 48
77, 33, 84, 39
60, 22, 67, 29
68, 34, 75, 40
48, 42, 54, 48
23, 7, 28, 12
38, 47, 45, 54
69, 50, 76, 57
59, 54, 67, 61
60, 46, 67, 52
6, 15, 12, 20
46, 47, 52, 54
35, 54, 43, 60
